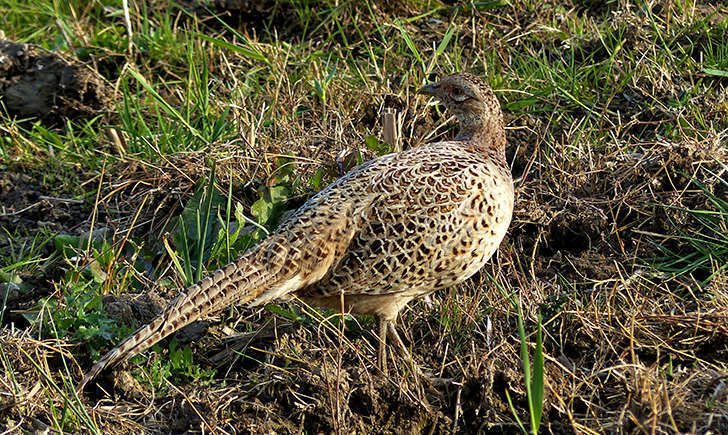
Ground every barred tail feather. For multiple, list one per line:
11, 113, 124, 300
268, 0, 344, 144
76, 257, 273, 393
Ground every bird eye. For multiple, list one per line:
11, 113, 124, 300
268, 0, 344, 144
449, 86, 468, 101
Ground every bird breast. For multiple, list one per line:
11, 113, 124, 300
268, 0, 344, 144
426, 157, 514, 289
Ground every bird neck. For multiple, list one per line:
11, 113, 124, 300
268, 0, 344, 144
455, 112, 506, 161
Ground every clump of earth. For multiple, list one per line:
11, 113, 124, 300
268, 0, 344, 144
0, 39, 109, 124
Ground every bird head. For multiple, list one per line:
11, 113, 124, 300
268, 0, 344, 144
417, 72, 500, 124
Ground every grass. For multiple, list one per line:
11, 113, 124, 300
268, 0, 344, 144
1, 0, 727, 433
649, 161, 728, 284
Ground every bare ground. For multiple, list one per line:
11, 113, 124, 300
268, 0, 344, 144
1, 1, 727, 433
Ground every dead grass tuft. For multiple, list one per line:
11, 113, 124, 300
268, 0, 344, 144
1, 0, 727, 432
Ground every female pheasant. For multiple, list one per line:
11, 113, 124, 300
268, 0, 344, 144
78, 72, 514, 391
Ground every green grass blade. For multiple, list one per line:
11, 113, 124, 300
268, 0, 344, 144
435, 23, 456, 57
196, 163, 217, 282
178, 216, 193, 286
196, 33, 269, 64
127, 68, 207, 144
531, 312, 545, 434
396, 19, 424, 69
505, 389, 529, 434
225, 171, 233, 264
516, 302, 534, 433
702, 68, 728, 78
163, 236, 188, 284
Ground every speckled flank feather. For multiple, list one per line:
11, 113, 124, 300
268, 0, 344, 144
78, 72, 514, 391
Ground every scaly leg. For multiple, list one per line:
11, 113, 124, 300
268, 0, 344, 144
386, 321, 424, 377
385, 320, 435, 411
386, 321, 453, 386
377, 316, 388, 376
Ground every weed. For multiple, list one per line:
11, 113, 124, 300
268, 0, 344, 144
506, 308, 544, 435
1, 0, 727, 432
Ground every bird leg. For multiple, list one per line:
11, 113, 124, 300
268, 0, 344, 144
386, 321, 424, 378
374, 315, 423, 377
377, 316, 389, 376
384, 320, 435, 411
386, 320, 454, 386
376, 315, 454, 389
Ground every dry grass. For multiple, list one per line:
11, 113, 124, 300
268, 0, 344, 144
1, 0, 727, 433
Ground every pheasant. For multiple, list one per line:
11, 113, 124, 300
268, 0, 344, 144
77, 72, 514, 392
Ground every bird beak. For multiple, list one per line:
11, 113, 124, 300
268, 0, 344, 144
417, 83, 439, 97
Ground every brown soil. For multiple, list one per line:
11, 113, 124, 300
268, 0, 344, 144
0, 39, 110, 124
1, 1, 727, 433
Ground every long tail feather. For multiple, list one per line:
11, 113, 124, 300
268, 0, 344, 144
76, 255, 273, 393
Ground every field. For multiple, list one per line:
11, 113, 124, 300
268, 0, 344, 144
1, 0, 727, 433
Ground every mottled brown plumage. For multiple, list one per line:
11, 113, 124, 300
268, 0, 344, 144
77, 72, 514, 392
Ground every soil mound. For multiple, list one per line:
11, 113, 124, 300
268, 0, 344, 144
0, 39, 109, 124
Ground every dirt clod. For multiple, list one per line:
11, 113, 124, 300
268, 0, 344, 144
0, 39, 109, 124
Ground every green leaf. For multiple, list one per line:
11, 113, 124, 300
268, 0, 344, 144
471, 0, 508, 10
365, 135, 392, 156
365, 135, 379, 149
54, 234, 80, 257
310, 167, 324, 191
269, 184, 290, 204
266, 304, 306, 322
251, 198, 272, 224
234, 202, 248, 228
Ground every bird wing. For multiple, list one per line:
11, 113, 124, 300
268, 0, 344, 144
302, 142, 490, 298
